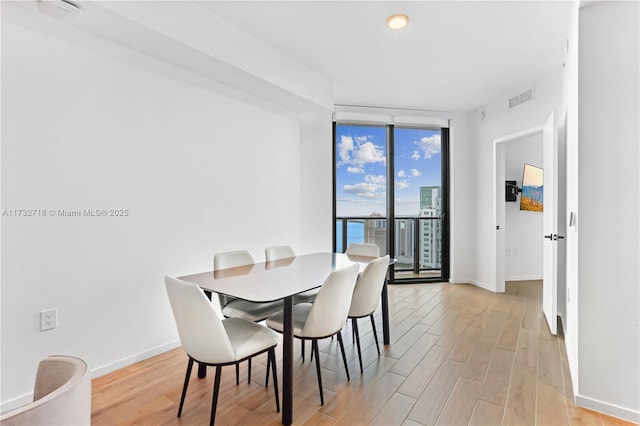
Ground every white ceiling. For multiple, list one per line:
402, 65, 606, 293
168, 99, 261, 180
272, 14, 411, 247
8, 0, 572, 113
200, 1, 573, 112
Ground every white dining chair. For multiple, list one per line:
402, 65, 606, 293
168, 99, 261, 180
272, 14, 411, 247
264, 245, 318, 363
264, 245, 295, 261
266, 264, 359, 405
0, 355, 91, 426
214, 250, 283, 384
345, 243, 381, 257
214, 250, 284, 321
347, 255, 390, 373
165, 275, 280, 426
265, 245, 318, 305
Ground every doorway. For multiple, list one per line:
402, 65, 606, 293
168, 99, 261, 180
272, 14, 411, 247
493, 112, 561, 335
494, 126, 544, 293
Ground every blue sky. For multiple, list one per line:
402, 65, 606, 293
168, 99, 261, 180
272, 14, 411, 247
335, 125, 442, 217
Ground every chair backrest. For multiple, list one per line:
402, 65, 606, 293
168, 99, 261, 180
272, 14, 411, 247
165, 275, 235, 364
349, 255, 390, 318
213, 251, 255, 309
301, 264, 359, 338
345, 243, 380, 257
265, 245, 296, 262
214, 250, 255, 270
0, 355, 91, 426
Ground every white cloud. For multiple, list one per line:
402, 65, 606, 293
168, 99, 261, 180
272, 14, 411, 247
411, 151, 420, 160
396, 180, 410, 190
343, 183, 381, 194
353, 141, 385, 166
410, 169, 422, 177
398, 170, 406, 177
342, 174, 386, 199
343, 182, 386, 199
337, 134, 386, 172
418, 135, 441, 159
365, 174, 385, 184
339, 135, 354, 163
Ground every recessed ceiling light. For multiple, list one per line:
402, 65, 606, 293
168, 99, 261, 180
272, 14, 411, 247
387, 14, 409, 30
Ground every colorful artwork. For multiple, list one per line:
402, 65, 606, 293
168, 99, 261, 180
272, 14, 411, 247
520, 163, 543, 212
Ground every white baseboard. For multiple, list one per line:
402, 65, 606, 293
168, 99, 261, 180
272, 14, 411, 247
505, 274, 543, 281
91, 339, 181, 378
448, 277, 471, 284
575, 394, 640, 423
1, 392, 33, 414
468, 280, 497, 292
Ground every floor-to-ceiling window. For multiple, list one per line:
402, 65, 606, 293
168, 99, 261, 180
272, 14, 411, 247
334, 122, 449, 283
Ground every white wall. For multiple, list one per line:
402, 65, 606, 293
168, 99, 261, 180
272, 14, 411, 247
575, 1, 639, 421
449, 112, 477, 284
0, 18, 330, 410
299, 113, 334, 255
471, 70, 563, 291
504, 135, 543, 281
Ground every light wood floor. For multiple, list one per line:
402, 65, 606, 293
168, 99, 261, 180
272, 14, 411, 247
92, 281, 636, 426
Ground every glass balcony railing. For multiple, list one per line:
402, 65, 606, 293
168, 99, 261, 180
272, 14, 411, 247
336, 216, 443, 281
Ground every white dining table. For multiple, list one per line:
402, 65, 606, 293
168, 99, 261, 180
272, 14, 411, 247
178, 252, 392, 425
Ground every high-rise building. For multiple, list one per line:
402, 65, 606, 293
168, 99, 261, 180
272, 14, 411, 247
419, 186, 442, 269
363, 213, 387, 256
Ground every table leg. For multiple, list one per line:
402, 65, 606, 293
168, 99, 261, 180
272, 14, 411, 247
282, 296, 293, 425
198, 290, 214, 379
381, 277, 390, 345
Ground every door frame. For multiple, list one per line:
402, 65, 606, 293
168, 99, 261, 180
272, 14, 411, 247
492, 125, 544, 293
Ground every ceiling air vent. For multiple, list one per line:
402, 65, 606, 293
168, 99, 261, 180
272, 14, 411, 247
508, 88, 535, 109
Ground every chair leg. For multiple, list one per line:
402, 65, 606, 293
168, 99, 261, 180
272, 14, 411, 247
210, 366, 222, 426
235, 363, 239, 385
265, 353, 271, 387
269, 348, 280, 413
336, 331, 350, 381
312, 339, 324, 405
301, 338, 305, 362
248, 358, 252, 384
370, 314, 380, 355
177, 358, 194, 417
352, 318, 363, 374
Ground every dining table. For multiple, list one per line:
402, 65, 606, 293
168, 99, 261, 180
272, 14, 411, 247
178, 251, 392, 425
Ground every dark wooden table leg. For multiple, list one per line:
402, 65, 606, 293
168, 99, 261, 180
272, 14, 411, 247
282, 296, 293, 425
381, 277, 390, 345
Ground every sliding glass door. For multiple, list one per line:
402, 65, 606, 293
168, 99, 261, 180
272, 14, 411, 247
334, 123, 449, 283
391, 127, 449, 281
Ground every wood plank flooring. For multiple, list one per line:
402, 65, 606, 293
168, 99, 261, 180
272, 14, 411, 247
92, 281, 637, 425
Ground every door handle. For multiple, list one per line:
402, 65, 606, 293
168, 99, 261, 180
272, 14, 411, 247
544, 234, 565, 241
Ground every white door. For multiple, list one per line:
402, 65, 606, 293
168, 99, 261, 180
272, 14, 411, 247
543, 112, 558, 335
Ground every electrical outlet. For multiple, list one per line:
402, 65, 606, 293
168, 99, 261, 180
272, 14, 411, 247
506, 248, 511, 256
40, 309, 57, 331
513, 248, 519, 256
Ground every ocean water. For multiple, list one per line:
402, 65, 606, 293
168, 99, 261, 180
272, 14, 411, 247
336, 221, 365, 250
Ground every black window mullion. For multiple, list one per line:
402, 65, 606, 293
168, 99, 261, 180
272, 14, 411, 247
332, 121, 337, 253
441, 126, 450, 281
387, 125, 395, 281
